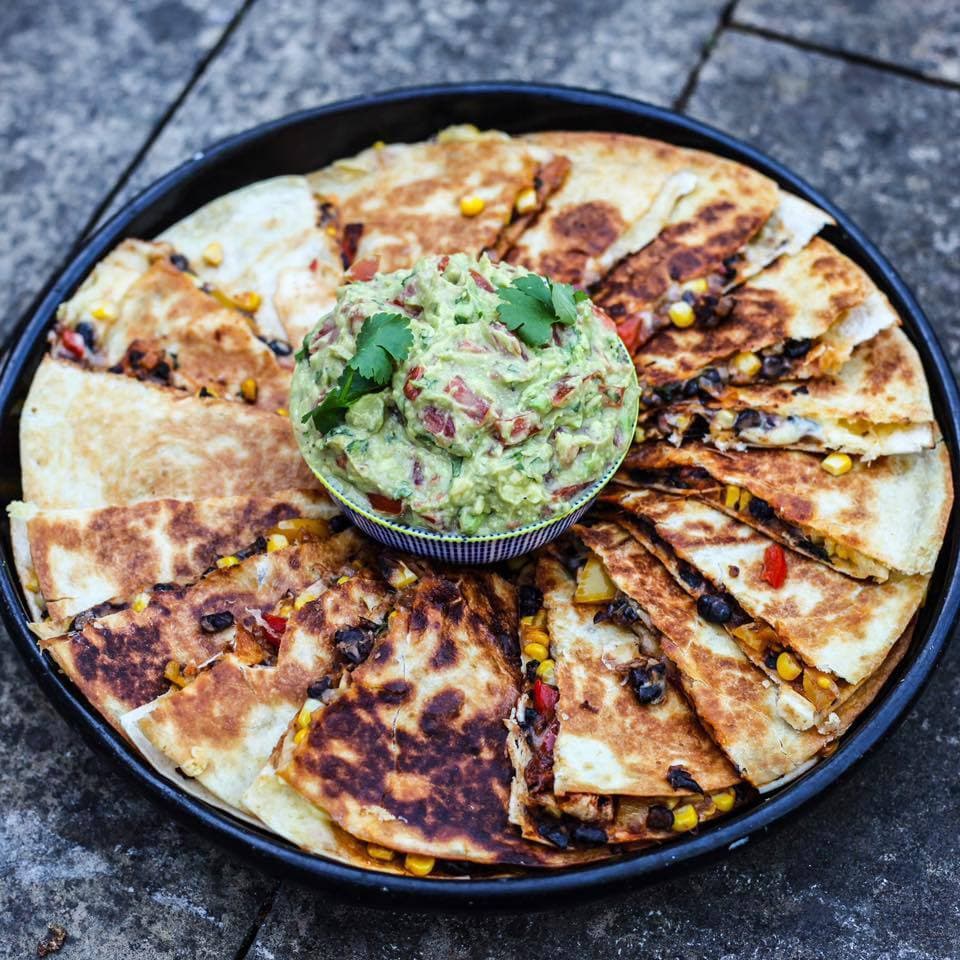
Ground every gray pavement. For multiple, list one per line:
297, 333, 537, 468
2, 1, 959, 958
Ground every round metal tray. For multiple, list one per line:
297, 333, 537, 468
1, 82, 957, 910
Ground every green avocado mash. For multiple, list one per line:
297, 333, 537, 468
290, 254, 639, 534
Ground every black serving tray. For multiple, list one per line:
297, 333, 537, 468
1, 82, 957, 910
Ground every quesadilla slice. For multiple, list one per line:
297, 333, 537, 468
634, 239, 897, 404
620, 441, 953, 580
578, 523, 913, 785
607, 490, 926, 731
641, 326, 936, 458
277, 572, 603, 868
45, 530, 364, 733
159, 175, 343, 349
507, 555, 744, 849
307, 125, 565, 278
20, 359, 319, 510
7, 489, 339, 622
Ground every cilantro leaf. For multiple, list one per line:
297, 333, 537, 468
302, 366, 378, 434
349, 312, 412, 384
550, 281, 580, 326
496, 276, 588, 347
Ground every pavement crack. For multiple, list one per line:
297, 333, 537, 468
673, 0, 740, 112
232, 881, 280, 960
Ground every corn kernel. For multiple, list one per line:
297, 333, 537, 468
730, 350, 762, 378
266, 533, 289, 553
523, 642, 550, 662
574, 556, 618, 604
738, 488, 753, 512
521, 627, 551, 648
713, 409, 737, 431
240, 377, 258, 403
373, 139, 386, 150
535, 659, 556, 683
683, 277, 709, 294
296, 705, 314, 729
724, 485, 741, 510
835, 543, 850, 561
514, 187, 538, 215
202, 241, 224, 266
325, 225, 337, 236
821, 452, 853, 476
164, 660, 187, 688
672, 804, 699, 832
269, 517, 329, 543
776, 651, 803, 682
90, 301, 118, 322
216, 555, 240, 570
196, 386, 220, 399
233, 290, 262, 313
25, 572, 39, 594
521, 609, 547, 629
404, 853, 435, 876
131, 592, 150, 613
387, 561, 418, 590
294, 590, 320, 612
712, 789, 736, 813
181, 753, 208, 777
816, 674, 834, 690
275, 407, 289, 417
293, 727, 309, 745
634, 426, 647, 444
459, 195, 486, 217
366, 844, 395, 861
336, 575, 350, 585
667, 301, 695, 328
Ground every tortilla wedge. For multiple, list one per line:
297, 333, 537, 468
159, 175, 342, 348
307, 125, 563, 276
20, 359, 319, 510
277, 572, 602, 867
45, 531, 364, 734
620, 441, 953, 580
506, 556, 741, 848
605, 491, 926, 730
634, 239, 897, 398
8, 489, 338, 622
643, 326, 936, 458
578, 522, 914, 785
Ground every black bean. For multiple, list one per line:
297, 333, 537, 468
693, 294, 718, 325
536, 821, 570, 849
198, 386, 215, 398
760, 354, 789, 379
307, 676, 333, 698
681, 290, 697, 305
571, 824, 608, 846
697, 594, 732, 624
152, 582, 177, 592
748, 497, 774, 522
335, 627, 374, 665
518, 585, 543, 619
646, 805, 674, 831
199, 611, 235, 633
74, 321, 97, 351
629, 663, 667, 706
697, 367, 726, 398
521, 706, 540, 731
682, 377, 701, 399
329, 513, 351, 533
667, 764, 704, 794
798, 537, 830, 561
236, 535, 267, 560
169, 253, 191, 272
733, 409, 762, 433
783, 337, 813, 359
525, 660, 541, 683
764, 651, 780, 670
657, 381, 684, 403
128, 349, 144, 367
108, 363, 124, 374
268, 339, 293, 357
685, 416, 709, 441
678, 561, 704, 590
792, 385, 809, 396
153, 360, 171, 381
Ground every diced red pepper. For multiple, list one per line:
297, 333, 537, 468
551, 379, 575, 406
469, 269, 495, 293
422, 406, 455, 440
308, 258, 318, 272
615, 315, 644, 354
61, 329, 86, 359
762, 543, 788, 589
445, 376, 490, 422
437, 255, 450, 273
553, 481, 592, 501
368, 492, 404, 515
262, 614, 288, 647
403, 366, 424, 401
348, 257, 379, 282
533, 678, 558, 717
495, 416, 537, 444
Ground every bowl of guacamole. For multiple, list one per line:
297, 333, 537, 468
290, 253, 639, 559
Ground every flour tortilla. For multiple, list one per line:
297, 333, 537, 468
307, 126, 557, 275
45, 532, 364, 734
621, 441, 953, 578
278, 572, 598, 867
12, 489, 337, 622
159, 175, 342, 348
635, 239, 895, 391
20, 359, 318, 510
578, 523, 913, 785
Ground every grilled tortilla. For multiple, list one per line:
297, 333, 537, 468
278, 572, 600, 867
307, 126, 563, 276
506, 556, 740, 848
46, 531, 363, 733
607, 491, 926, 731
133, 576, 395, 810
634, 239, 896, 399
643, 326, 936, 458
20, 359, 319, 510
159, 175, 342, 349
8, 489, 337, 622
578, 523, 913, 785
621, 441, 953, 580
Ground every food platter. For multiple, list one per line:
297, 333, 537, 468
1, 82, 958, 909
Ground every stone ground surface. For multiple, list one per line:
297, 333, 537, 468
2, 1, 960, 958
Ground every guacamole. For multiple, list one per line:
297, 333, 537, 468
290, 254, 639, 535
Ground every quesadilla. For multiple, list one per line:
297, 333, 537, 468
641, 326, 936, 458
578, 523, 913, 784
20, 359, 319, 510
159, 175, 343, 348
606, 490, 926, 731
620, 441, 952, 580
507, 131, 827, 297
634, 239, 897, 404
277, 572, 602, 868
8, 489, 338, 622
46, 531, 364, 733
507, 555, 743, 848
307, 125, 565, 278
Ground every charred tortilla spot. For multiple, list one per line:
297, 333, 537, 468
420, 688, 465, 736
550, 202, 623, 254
379, 679, 412, 703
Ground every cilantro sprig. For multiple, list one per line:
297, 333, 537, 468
302, 312, 412, 434
496, 275, 587, 347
